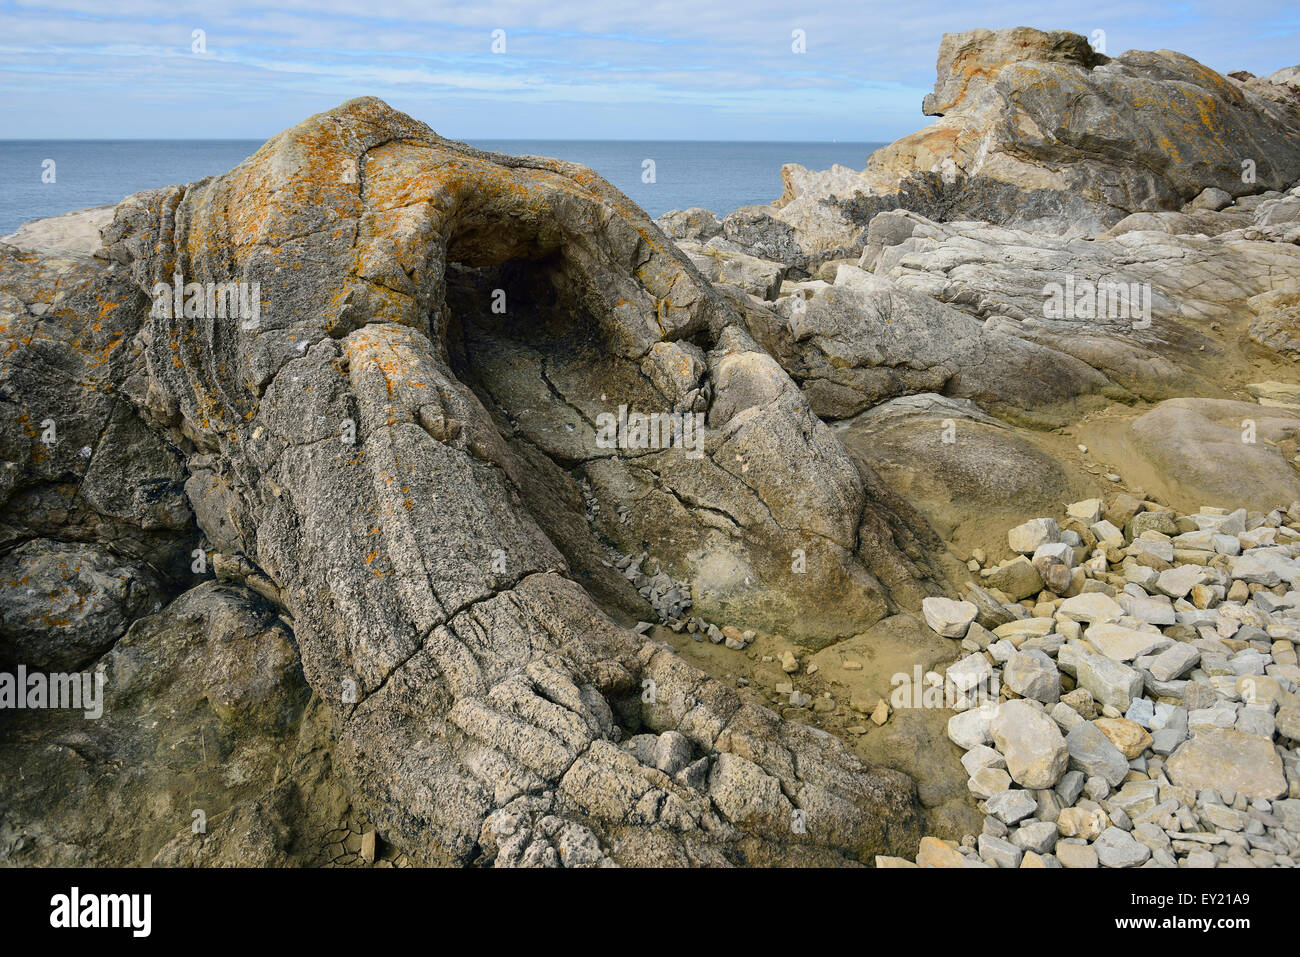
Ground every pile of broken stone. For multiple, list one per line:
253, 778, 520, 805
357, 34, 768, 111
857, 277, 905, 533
881, 496, 1300, 868
601, 545, 757, 649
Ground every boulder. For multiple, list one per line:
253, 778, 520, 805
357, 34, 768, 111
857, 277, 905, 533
921, 597, 978, 638
1062, 643, 1144, 711
1003, 650, 1062, 704
1092, 717, 1153, 760
990, 700, 1068, 788
3, 97, 932, 868
1058, 593, 1126, 623
1094, 827, 1151, 868
1066, 721, 1130, 788
984, 557, 1046, 602
1008, 518, 1060, 554
1165, 729, 1288, 800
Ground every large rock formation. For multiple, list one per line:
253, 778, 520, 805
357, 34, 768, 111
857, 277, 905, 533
2, 97, 931, 866
652, 27, 1300, 568
660, 27, 1300, 261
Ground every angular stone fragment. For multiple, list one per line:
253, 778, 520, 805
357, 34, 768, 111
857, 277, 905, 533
1066, 721, 1130, 787
1165, 729, 1288, 801
949, 705, 997, 750
1067, 500, 1103, 525
1148, 642, 1200, 682
1057, 806, 1108, 840
1003, 650, 1062, 704
970, 767, 1014, 799
945, 652, 997, 706
990, 700, 1068, 788
1058, 593, 1125, 623
922, 597, 978, 638
1094, 827, 1151, 868
1011, 820, 1059, 855
1008, 518, 1060, 554
1063, 644, 1144, 711
960, 744, 1006, 777
1092, 718, 1152, 760
1156, 565, 1208, 599
1084, 623, 1171, 663
977, 834, 1023, 868
983, 557, 1044, 601
1055, 842, 1099, 868
986, 788, 1038, 825
916, 836, 965, 868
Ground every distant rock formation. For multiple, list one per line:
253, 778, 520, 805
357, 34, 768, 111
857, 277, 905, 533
660, 27, 1300, 260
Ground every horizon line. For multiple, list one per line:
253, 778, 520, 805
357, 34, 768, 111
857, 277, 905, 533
0, 137, 889, 144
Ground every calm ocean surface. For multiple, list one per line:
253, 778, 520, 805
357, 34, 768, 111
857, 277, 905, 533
0, 139, 884, 235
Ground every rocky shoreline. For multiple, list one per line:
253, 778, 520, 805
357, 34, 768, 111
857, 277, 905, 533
3, 26, 1300, 867
880, 497, 1300, 867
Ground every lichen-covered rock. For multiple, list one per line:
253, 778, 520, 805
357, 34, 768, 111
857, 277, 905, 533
762, 27, 1300, 254
654, 207, 723, 242
82, 97, 925, 866
675, 238, 786, 299
0, 539, 167, 671
0, 245, 195, 576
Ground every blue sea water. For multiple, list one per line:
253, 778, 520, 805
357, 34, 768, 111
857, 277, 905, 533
0, 139, 884, 235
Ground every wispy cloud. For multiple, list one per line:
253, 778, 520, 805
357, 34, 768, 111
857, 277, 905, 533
0, 0, 1295, 139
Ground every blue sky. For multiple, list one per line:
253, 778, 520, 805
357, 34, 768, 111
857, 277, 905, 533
1, 1, 1297, 141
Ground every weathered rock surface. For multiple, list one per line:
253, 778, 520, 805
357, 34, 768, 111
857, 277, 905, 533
1, 97, 933, 867
0, 244, 195, 575
745, 264, 1112, 426
865, 213, 1300, 402
990, 700, 1068, 788
0, 205, 116, 256
732, 27, 1300, 257
0, 539, 167, 672
0, 582, 326, 866
1166, 729, 1288, 801
827, 393, 1099, 561
1127, 399, 1300, 511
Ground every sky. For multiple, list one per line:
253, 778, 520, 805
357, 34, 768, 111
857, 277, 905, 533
0, 1, 1297, 141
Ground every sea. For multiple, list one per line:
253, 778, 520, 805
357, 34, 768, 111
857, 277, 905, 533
0, 139, 885, 235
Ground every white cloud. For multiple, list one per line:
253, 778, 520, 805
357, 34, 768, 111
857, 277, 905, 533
1, 0, 1295, 138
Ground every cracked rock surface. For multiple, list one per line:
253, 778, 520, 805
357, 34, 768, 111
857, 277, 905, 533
2, 96, 926, 867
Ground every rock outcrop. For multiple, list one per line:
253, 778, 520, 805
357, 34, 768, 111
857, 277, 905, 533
659, 27, 1300, 260
3, 97, 930, 866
